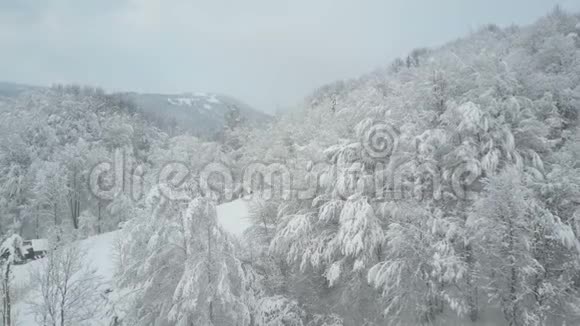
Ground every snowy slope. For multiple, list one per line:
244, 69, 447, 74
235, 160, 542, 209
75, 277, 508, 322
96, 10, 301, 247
12, 199, 251, 325
129, 92, 272, 136
216, 198, 252, 236
12, 231, 120, 326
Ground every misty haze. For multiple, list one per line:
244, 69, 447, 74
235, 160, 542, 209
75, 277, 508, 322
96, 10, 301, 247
2, 1, 580, 325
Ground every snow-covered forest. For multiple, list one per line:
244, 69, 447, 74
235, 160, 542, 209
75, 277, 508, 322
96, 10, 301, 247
2, 6, 580, 326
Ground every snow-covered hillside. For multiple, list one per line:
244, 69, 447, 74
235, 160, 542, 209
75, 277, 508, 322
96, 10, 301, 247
3, 7, 580, 326
0, 82, 272, 137
11, 199, 251, 326
129, 91, 272, 136
167, 93, 221, 109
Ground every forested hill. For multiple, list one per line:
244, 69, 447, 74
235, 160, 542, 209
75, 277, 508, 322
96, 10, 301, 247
229, 8, 580, 325
0, 82, 271, 137
3, 8, 580, 326
127, 91, 271, 137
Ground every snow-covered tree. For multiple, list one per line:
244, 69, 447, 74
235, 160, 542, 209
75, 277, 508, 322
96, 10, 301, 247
469, 167, 580, 325
169, 197, 250, 326
33, 162, 69, 229
368, 202, 468, 324
254, 295, 305, 326
117, 188, 252, 326
29, 238, 104, 326
0, 234, 24, 326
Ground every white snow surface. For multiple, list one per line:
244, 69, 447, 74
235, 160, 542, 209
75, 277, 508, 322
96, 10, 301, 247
12, 199, 251, 325
29, 239, 49, 252
13, 231, 119, 326
216, 198, 252, 236
166, 93, 221, 109
207, 95, 220, 104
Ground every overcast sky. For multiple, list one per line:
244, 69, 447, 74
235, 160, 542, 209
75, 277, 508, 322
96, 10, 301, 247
1, 0, 579, 113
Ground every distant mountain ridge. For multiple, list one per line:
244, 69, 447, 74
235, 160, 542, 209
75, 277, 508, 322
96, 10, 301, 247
127, 91, 271, 137
0, 81, 42, 98
0, 81, 271, 137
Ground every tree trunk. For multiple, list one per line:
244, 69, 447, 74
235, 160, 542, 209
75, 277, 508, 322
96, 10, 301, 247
97, 201, 102, 234
69, 170, 80, 229
35, 205, 40, 239
465, 243, 478, 322
54, 203, 58, 226
60, 305, 65, 326
60, 284, 67, 326
506, 216, 520, 326
207, 221, 214, 324
459, 203, 478, 322
4, 262, 11, 326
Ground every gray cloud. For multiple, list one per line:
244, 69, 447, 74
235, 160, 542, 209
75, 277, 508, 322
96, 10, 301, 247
1, 0, 579, 112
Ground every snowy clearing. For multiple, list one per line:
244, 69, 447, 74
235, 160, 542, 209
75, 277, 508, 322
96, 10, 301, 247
11, 199, 251, 325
